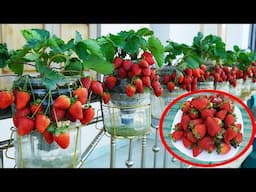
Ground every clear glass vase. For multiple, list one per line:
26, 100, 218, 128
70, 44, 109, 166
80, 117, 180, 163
102, 91, 151, 138
215, 82, 230, 93
14, 123, 81, 168
197, 81, 214, 90
229, 79, 243, 98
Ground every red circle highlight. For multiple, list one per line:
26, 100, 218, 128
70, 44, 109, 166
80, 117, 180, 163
159, 89, 256, 168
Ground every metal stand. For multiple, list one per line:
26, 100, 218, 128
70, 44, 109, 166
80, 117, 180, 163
110, 136, 116, 168
125, 139, 134, 168
141, 135, 147, 168
152, 126, 160, 168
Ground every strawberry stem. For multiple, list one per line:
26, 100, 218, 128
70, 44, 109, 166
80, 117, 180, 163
27, 77, 35, 102
31, 92, 49, 119
23, 75, 28, 92
45, 90, 52, 116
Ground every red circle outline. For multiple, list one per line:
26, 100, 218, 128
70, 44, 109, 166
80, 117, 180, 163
159, 89, 256, 168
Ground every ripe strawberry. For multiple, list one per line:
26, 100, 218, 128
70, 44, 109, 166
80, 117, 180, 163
139, 59, 149, 68
191, 96, 208, 111
167, 82, 175, 92
192, 124, 206, 139
15, 91, 31, 110
126, 84, 136, 97
178, 74, 184, 84
35, 114, 50, 133
30, 100, 43, 114
17, 117, 34, 136
13, 107, 31, 127
204, 71, 210, 80
150, 69, 156, 80
192, 145, 203, 157
68, 101, 83, 120
105, 76, 117, 90
51, 107, 66, 122
53, 132, 70, 149
186, 131, 197, 143
73, 87, 88, 105
188, 118, 203, 129
189, 108, 199, 119
217, 143, 231, 154
205, 117, 222, 137
216, 109, 228, 120
182, 137, 193, 149
185, 68, 193, 76
128, 71, 135, 79
102, 92, 111, 104
132, 64, 142, 76
180, 101, 191, 113
193, 68, 201, 78
224, 114, 236, 128
220, 102, 233, 113
118, 67, 127, 79
181, 114, 191, 131
91, 80, 103, 96
163, 74, 170, 84
174, 122, 183, 131
113, 57, 123, 69
213, 117, 224, 127
153, 87, 163, 97
81, 76, 92, 89
80, 106, 95, 125
235, 123, 242, 131
134, 78, 144, 93
142, 76, 151, 87
53, 95, 71, 110
230, 132, 243, 148
223, 66, 230, 73
43, 130, 54, 144
151, 80, 161, 90
170, 71, 176, 80
66, 111, 77, 122
122, 60, 133, 71
142, 68, 151, 76
198, 136, 214, 150
201, 108, 216, 120
183, 76, 192, 85
0, 90, 14, 109
142, 51, 154, 65
200, 64, 207, 71
171, 130, 184, 142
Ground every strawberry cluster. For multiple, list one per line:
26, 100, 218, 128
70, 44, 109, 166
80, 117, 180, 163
102, 51, 163, 103
11, 79, 95, 149
0, 90, 14, 110
162, 64, 210, 93
171, 94, 243, 157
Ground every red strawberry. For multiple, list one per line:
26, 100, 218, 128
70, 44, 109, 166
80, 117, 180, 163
178, 74, 184, 84
35, 114, 50, 133
198, 136, 214, 150
180, 101, 191, 113
17, 117, 34, 136
122, 60, 133, 71
213, 117, 224, 127
201, 108, 216, 120
200, 64, 207, 71
224, 127, 238, 142
192, 124, 206, 139
105, 76, 117, 90
142, 68, 151, 76
188, 118, 203, 129
230, 132, 243, 148
102, 92, 111, 104
51, 107, 66, 122
132, 64, 142, 76
126, 84, 136, 97
171, 130, 184, 142
128, 71, 135, 79
139, 59, 149, 68
182, 137, 193, 149
0, 90, 14, 109
192, 145, 203, 157
73, 87, 88, 105
80, 106, 95, 125
191, 96, 208, 111
150, 69, 156, 80
91, 80, 103, 96
66, 111, 77, 122
186, 131, 197, 143
13, 107, 31, 127
193, 68, 201, 78
53, 95, 71, 110
81, 76, 92, 89
206, 117, 222, 137
220, 102, 233, 113
151, 80, 161, 90
181, 114, 191, 131
204, 71, 211, 80
235, 123, 242, 131
216, 109, 228, 120
189, 108, 199, 119
224, 114, 236, 128
113, 57, 123, 69
43, 130, 54, 144
142, 76, 151, 87
185, 68, 193, 76
170, 71, 176, 80
53, 132, 70, 149
142, 51, 154, 65
174, 122, 183, 131
15, 91, 31, 110
163, 74, 170, 84
167, 82, 175, 92
134, 78, 144, 93
153, 87, 163, 97
118, 67, 127, 79
30, 100, 43, 115
217, 143, 231, 154
68, 101, 83, 120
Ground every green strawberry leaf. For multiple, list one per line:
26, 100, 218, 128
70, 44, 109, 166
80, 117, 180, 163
75, 31, 83, 43
136, 28, 153, 36
148, 36, 164, 67
24, 52, 39, 61
82, 39, 103, 58
97, 37, 116, 62
123, 35, 141, 54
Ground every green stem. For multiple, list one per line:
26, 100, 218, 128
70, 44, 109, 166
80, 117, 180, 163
45, 90, 52, 116
47, 54, 68, 67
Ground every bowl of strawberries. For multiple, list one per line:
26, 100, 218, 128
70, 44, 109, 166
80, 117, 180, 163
169, 94, 243, 162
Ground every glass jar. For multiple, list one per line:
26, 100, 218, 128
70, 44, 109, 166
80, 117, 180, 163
241, 79, 252, 93
14, 122, 81, 168
229, 79, 243, 98
197, 81, 214, 90
102, 91, 151, 138
215, 82, 230, 93
151, 86, 187, 127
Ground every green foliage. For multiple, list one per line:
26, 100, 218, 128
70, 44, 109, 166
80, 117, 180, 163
0, 43, 10, 68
